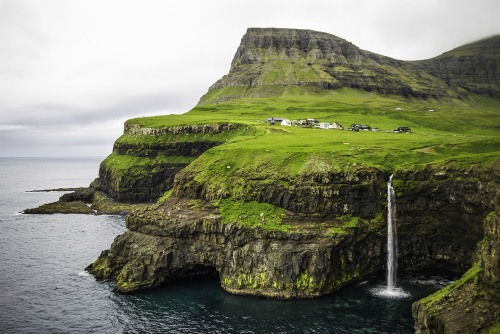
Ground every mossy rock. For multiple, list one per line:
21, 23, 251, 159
23, 200, 93, 214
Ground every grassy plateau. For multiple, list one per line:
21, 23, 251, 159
125, 87, 500, 175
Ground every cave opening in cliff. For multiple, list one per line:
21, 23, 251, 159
167, 264, 221, 286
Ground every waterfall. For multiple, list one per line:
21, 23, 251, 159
371, 174, 409, 298
386, 174, 397, 290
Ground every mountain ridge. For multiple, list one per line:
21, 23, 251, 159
413, 34, 500, 97
200, 28, 499, 104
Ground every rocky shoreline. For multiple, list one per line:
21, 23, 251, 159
23, 181, 149, 215
87, 195, 386, 297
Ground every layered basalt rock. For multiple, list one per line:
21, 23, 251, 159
23, 183, 149, 215
123, 122, 238, 136
413, 35, 500, 97
112, 141, 221, 158
88, 164, 498, 313
173, 166, 388, 216
97, 161, 187, 203
394, 166, 496, 273
200, 28, 458, 104
411, 166, 500, 334
96, 123, 239, 203
88, 195, 386, 297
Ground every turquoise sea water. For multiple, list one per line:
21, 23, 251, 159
0, 157, 449, 333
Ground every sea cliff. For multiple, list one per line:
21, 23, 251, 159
88, 163, 498, 281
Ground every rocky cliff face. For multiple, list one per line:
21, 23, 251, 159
411, 166, 500, 333
96, 123, 239, 203
89, 195, 385, 297
394, 166, 495, 273
88, 164, 498, 315
413, 166, 500, 333
173, 166, 388, 217
200, 28, 458, 104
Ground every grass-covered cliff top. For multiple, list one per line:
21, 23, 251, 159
124, 88, 499, 173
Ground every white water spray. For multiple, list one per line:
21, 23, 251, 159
371, 174, 410, 298
386, 174, 397, 290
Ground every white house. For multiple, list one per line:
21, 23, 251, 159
330, 122, 343, 129
281, 119, 292, 126
317, 122, 331, 129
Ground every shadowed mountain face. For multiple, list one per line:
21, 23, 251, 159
201, 28, 462, 104
413, 35, 500, 97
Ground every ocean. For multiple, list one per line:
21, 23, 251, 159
0, 157, 448, 333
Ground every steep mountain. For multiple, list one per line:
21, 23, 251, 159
200, 28, 459, 104
413, 35, 500, 97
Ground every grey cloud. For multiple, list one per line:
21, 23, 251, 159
0, 124, 117, 157
2, 92, 197, 127
0, 1, 48, 78
0, 92, 199, 156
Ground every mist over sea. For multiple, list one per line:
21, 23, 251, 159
0, 157, 447, 333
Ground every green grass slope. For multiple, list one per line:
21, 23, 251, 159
127, 88, 500, 179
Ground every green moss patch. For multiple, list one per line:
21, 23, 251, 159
102, 153, 195, 177
216, 199, 288, 231
419, 264, 482, 314
325, 213, 383, 236
488, 323, 500, 334
23, 200, 93, 215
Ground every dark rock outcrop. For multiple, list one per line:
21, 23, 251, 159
23, 183, 149, 215
411, 166, 500, 333
59, 187, 96, 203
394, 166, 496, 273
97, 160, 187, 203
87, 164, 499, 316
113, 141, 221, 158
173, 166, 388, 217
87, 195, 385, 297
95, 123, 240, 203
24, 187, 96, 214
23, 200, 93, 214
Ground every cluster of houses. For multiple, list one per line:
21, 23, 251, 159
266, 117, 411, 133
266, 117, 344, 130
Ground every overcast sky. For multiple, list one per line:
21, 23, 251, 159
1, 0, 499, 157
